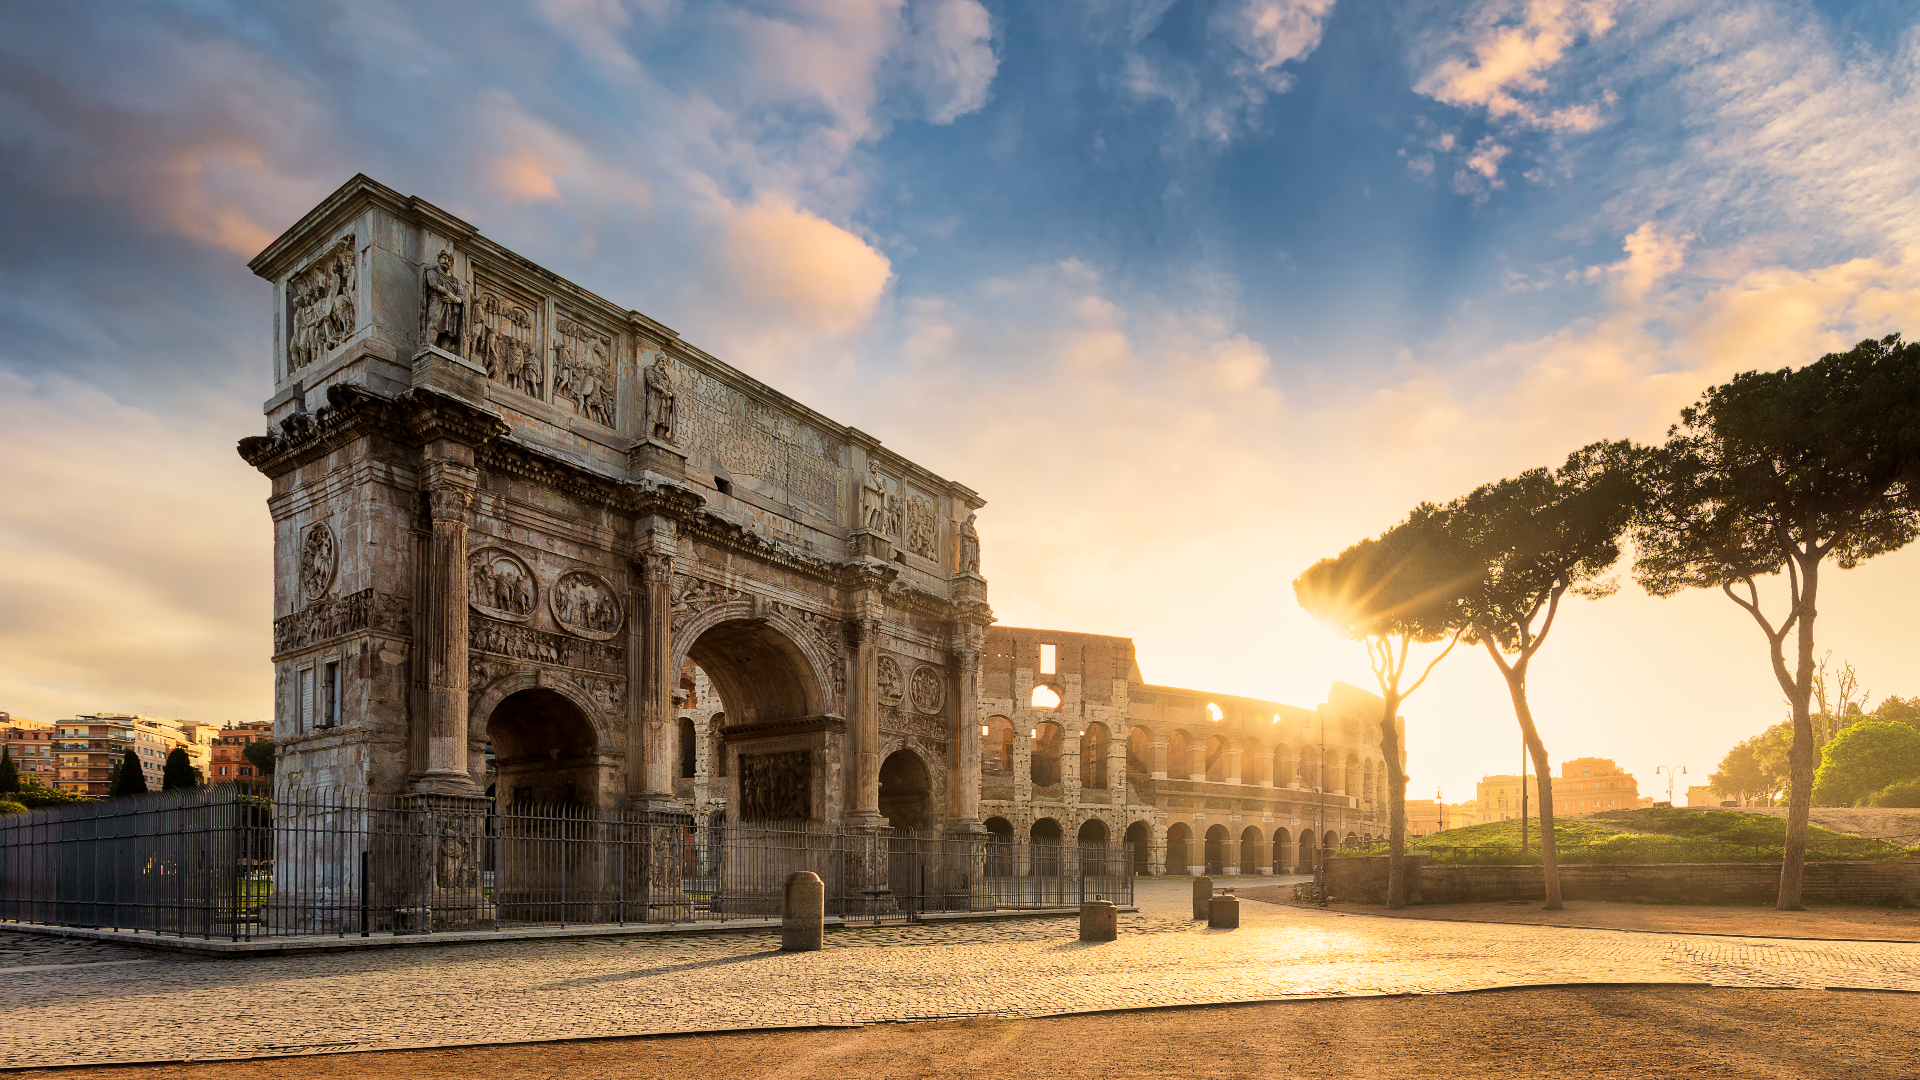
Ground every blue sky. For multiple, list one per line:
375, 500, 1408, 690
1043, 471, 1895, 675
4, 0, 1920, 800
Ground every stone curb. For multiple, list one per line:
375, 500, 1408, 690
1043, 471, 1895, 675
0, 906, 1139, 958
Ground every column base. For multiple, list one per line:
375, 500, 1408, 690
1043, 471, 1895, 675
409, 771, 479, 798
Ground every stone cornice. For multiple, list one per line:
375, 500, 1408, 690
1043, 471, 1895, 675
681, 508, 844, 583
718, 714, 849, 743
237, 383, 406, 476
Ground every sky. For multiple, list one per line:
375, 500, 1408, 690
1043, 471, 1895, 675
3, 0, 1920, 803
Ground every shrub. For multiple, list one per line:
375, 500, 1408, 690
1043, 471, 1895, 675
0, 800, 25, 815
1863, 777, 1920, 808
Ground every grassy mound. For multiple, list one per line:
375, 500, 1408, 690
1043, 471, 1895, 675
1336, 808, 1915, 864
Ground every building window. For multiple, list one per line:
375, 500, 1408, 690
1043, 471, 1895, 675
297, 668, 313, 735
323, 661, 341, 728
1039, 643, 1056, 675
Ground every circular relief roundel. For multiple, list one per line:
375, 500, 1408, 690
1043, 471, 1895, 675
877, 655, 905, 707
910, 665, 944, 714
551, 569, 624, 640
469, 547, 537, 623
299, 522, 338, 601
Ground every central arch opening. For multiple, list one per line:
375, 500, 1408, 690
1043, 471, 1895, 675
682, 618, 827, 821
878, 749, 933, 830
485, 688, 602, 808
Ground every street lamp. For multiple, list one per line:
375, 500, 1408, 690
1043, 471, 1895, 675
1656, 764, 1687, 806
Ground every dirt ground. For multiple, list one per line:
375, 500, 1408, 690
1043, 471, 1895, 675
20, 987, 1917, 1080
1235, 886, 1920, 940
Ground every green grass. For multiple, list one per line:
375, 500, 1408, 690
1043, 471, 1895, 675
1335, 808, 1918, 864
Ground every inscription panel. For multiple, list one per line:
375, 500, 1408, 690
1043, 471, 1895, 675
673, 359, 846, 519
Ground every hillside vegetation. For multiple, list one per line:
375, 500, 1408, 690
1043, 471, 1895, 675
1336, 807, 1915, 864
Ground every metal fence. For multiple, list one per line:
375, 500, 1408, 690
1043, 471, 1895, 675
0, 785, 1132, 942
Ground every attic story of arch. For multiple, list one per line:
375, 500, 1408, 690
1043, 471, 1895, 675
243, 176, 1388, 875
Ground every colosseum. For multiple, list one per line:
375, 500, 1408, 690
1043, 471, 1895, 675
671, 623, 1396, 877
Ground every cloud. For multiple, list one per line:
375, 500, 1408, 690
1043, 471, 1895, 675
1414, 0, 1617, 132
1584, 221, 1692, 301
717, 193, 895, 342
899, 0, 998, 124
1119, 0, 1339, 143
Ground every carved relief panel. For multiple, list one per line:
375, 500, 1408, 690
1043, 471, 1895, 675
909, 664, 945, 714
469, 548, 536, 623
299, 522, 338, 602
470, 272, 545, 399
551, 570, 623, 640
877, 655, 905, 708
286, 236, 356, 372
903, 492, 938, 560
553, 313, 615, 427
670, 575, 747, 622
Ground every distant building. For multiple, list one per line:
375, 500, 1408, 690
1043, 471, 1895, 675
52, 715, 213, 796
1447, 800, 1482, 828
1684, 784, 1723, 808
1405, 798, 1449, 836
1475, 772, 1540, 823
210, 721, 274, 782
3, 717, 58, 784
1475, 757, 1642, 822
1557, 757, 1640, 815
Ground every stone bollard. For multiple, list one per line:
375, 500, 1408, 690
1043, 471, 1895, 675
782, 871, 824, 952
1208, 893, 1240, 929
1191, 875, 1213, 919
1079, 899, 1117, 942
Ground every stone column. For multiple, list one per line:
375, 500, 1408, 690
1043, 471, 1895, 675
628, 550, 676, 808
850, 615, 882, 823
1190, 745, 1206, 782
1226, 745, 1243, 786
414, 480, 476, 794
949, 627, 984, 831
1256, 751, 1275, 788
1150, 738, 1167, 781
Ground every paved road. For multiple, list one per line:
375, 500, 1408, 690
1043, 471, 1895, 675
6, 880, 1918, 1069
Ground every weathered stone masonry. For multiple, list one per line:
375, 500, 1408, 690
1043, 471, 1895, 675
242, 175, 991, 836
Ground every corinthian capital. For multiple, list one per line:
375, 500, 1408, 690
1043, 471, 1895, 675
428, 486, 472, 523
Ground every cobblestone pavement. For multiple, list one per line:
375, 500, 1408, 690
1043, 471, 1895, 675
6, 880, 1919, 1069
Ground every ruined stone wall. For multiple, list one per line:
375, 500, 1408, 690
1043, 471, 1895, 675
1327, 855, 1920, 906
977, 625, 1392, 876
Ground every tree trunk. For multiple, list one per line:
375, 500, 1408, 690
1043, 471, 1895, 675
1381, 692, 1408, 909
1497, 663, 1561, 909
1777, 555, 1820, 909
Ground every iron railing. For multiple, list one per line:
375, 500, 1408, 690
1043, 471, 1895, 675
0, 785, 1132, 941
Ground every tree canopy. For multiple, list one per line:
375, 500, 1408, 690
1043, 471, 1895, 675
161, 747, 199, 791
1811, 721, 1920, 807
1709, 723, 1791, 806
109, 749, 148, 797
1429, 439, 1642, 909
1295, 509, 1468, 908
1632, 334, 1920, 907
0, 747, 17, 795
243, 738, 275, 777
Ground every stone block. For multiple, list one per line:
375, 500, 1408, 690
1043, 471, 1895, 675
1079, 899, 1117, 941
781, 871, 824, 952
1191, 875, 1212, 919
1207, 894, 1240, 929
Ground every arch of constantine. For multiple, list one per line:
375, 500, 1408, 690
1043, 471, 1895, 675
241, 175, 991, 837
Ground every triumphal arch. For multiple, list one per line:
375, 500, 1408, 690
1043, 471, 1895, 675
240, 175, 991, 838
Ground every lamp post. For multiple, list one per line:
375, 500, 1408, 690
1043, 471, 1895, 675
1656, 764, 1687, 806
1313, 706, 1328, 905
